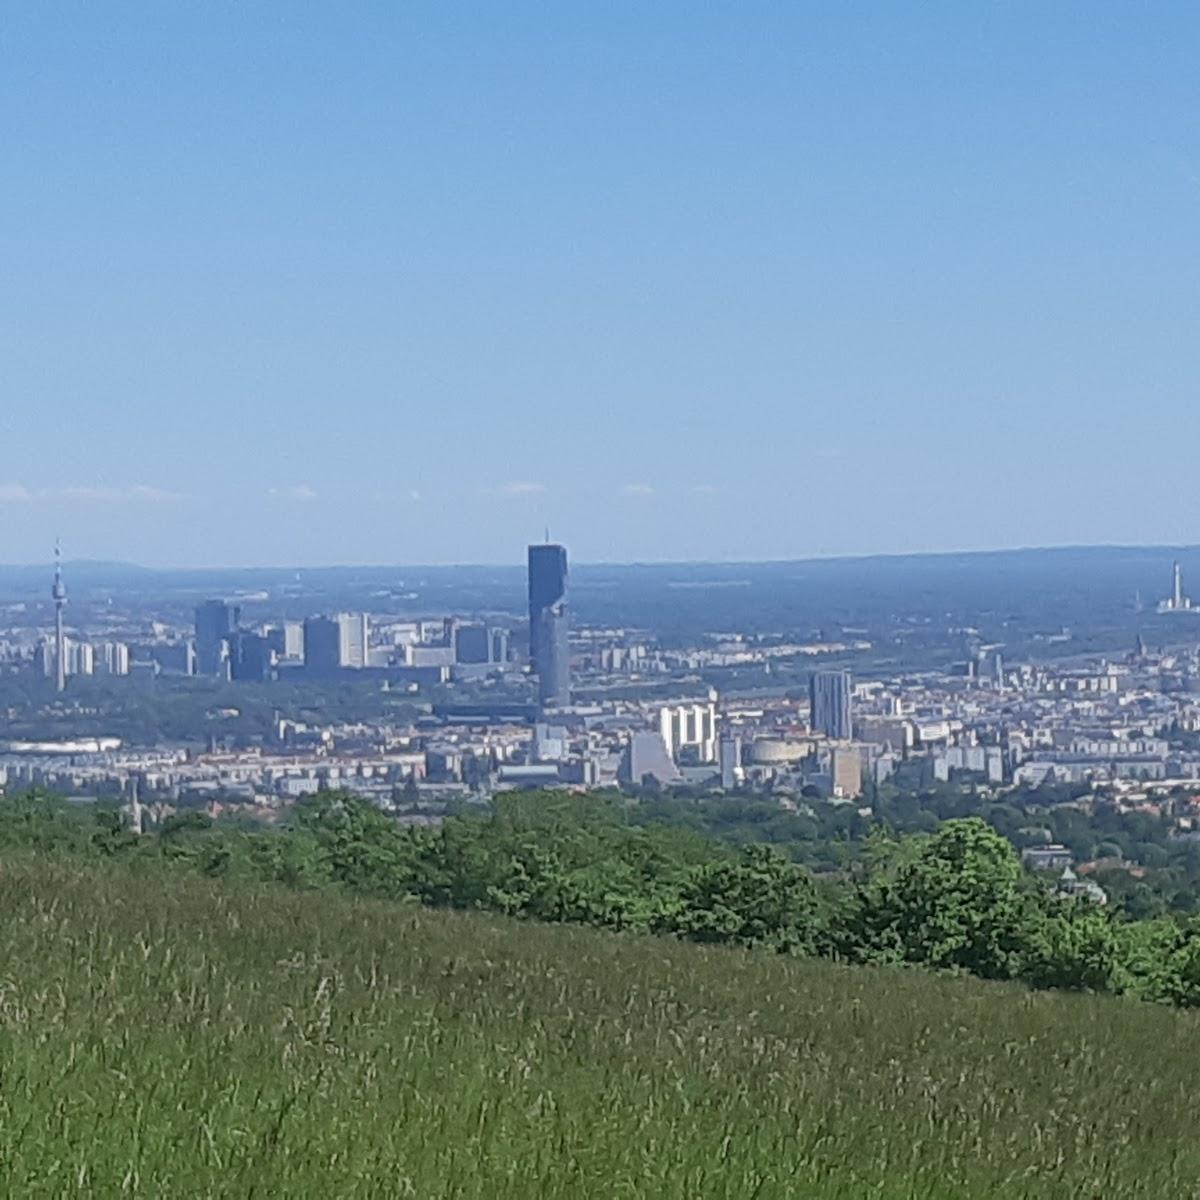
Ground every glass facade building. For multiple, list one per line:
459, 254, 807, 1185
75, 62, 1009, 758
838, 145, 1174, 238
810, 669, 853, 739
194, 599, 240, 678
527, 543, 570, 706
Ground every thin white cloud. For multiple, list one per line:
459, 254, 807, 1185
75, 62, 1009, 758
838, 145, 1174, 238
268, 484, 318, 502
128, 485, 180, 503
494, 481, 546, 497
0, 483, 183, 504
371, 488, 421, 504
621, 483, 655, 498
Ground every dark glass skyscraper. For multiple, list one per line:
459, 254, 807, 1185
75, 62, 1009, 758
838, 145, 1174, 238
810, 669, 853, 739
195, 599, 240, 678
453, 622, 492, 665
528, 543, 570, 706
229, 630, 274, 682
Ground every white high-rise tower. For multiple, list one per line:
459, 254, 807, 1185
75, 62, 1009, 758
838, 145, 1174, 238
1158, 561, 1194, 613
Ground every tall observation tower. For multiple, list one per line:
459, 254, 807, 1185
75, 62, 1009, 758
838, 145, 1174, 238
52, 541, 67, 693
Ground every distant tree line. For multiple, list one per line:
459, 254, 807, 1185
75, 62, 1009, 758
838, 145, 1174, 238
631, 779, 1200, 918
7, 787, 1200, 1008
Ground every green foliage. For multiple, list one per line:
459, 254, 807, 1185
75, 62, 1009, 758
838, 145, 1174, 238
413, 794, 722, 932
633, 780, 1200, 919
840, 819, 1030, 979
293, 790, 421, 898
0, 789, 92, 856
4, 860, 1200, 1196
9, 789, 1200, 1013
1020, 902, 1123, 993
91, 804, 139, 857
667, 844, 822, 953
1117, 918, 1200, 1008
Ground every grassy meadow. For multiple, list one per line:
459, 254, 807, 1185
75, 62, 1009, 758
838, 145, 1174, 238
0, 857, 1197, 1198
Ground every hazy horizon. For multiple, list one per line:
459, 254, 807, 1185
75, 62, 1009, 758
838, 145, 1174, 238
2, 539, 1197, 576
5, 5, 1199, 565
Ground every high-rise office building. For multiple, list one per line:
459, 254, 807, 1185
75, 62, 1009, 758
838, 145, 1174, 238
341, 612, 368, 667
831, 744, 864, 798
659, 700, 718, 763
282, 620, 305, 660
719, 735, 742, 790
195, 600, 240, 678
490, 628, 510, 665
97, 641, 131, 676
454, 622, 492, 665
303, 617, 340, 674
66, 639, 94, 677
265, 622, 304, 661
528, 543, 570, 706
33, 638, 53, 679
303, 613, 369, 674
810, 669, 853, 739
229, 630, 275, 682
37, 636, 100, 681
148, 641, 195, 676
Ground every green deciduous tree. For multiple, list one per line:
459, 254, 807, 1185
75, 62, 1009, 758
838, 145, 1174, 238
840, 818, 1031, 979
667, 844, 822, 953
1020, 901, 1122, 993
293, 790, 423, 898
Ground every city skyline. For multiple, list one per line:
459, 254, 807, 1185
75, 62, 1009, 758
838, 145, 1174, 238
11, 520, 1200, 901
12, 526, 1200, 821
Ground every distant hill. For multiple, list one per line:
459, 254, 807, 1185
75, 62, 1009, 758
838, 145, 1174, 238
2, 541, 1199, 580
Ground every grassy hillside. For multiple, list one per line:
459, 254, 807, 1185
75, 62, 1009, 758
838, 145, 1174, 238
0, 859, 1196, 1198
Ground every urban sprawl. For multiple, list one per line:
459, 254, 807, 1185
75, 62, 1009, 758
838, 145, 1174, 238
6, 549, 1200, 876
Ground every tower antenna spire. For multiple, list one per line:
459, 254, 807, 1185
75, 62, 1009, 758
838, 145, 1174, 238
51, 538, 67, 693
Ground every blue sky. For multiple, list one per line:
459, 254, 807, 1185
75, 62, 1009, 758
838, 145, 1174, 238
2, 2, 1199, 567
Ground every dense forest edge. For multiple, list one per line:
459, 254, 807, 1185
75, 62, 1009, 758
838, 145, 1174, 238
7, 788, 1200, 1008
